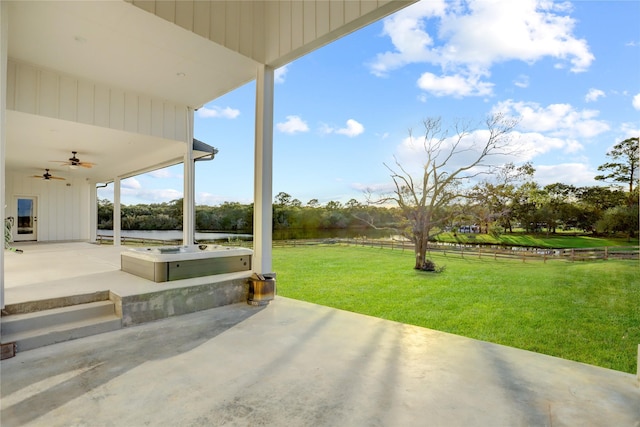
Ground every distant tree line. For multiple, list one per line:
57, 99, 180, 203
97, 195, 401, 233
96, 133, 638, 242
97, 182, 637, 239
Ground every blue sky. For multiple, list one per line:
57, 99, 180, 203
101, 0, 640, 207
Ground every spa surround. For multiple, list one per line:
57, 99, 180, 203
121, 245, 253, 282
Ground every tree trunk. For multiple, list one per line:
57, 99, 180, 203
414, 233, 433, 270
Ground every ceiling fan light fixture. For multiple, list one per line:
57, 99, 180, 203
69, 164, 78, 170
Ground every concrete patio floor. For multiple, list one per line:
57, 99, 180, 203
2, 243, 639, 426
3, 242, 251, 306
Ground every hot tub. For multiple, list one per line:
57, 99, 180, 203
121, 245, 252, 282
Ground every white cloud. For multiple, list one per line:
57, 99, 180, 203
393, 129, 524, 175
620, 122, 640, 139
275, 65, 288, 84
336, 119, 365, 137
437, 1, 593, 72
121, 188, 183, 203
277, 115, 309, 134
417, 72, 493, 97
585, 88, 605, 102
632, 93, 640, 110
392, 124, 581, 180
369, 0, 446, 77
197, 105, 240, 119
122, 177, 141, 189
514, 75, 530, 88
370, 0, 594, 97
351, 181, 396, 193
492, 100, 610, 138
196, 192, 252, 205
148, 169, 181, 179
322, 119, 365, 137
535, 163, 598, 186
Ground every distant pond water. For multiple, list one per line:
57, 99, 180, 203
97, 228, 392, 242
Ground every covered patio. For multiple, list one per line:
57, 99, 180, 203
1, 0, 419, 307
2, 242, 639, 426
2, 2, 638, 424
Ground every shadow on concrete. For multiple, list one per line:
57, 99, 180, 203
0, 303, 264, 427
479, 340, 551, 425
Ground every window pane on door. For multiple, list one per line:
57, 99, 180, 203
17, 198, 34, 234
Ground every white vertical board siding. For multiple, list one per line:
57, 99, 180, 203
329, 0, 346, 32
109, 89, 126, 131
263, 0, 404, 65
193, 1, 210, 39
14, 63, 37, 113
5, 171, 91, 241
59, 76, 78, 122
175, 0, 194, 32
128, 0, 406, 66
124, 93, 139, 133
6, 59, 188, 142
38, 69, 58, 118
251, 1, 266, 62
225, 1, 241, 54
77, 80, 95, 125
277, 1, 292, 59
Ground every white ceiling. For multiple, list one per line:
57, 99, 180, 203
8, 1, 259, 107
5, 0, 259, 182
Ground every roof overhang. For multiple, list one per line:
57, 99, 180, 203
4, 0, 416, 182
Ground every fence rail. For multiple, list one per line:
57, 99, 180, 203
98, 234, 638, 262
327, 238, 639, 263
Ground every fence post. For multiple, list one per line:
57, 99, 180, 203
604, 247, 608, 260
571, 249, 575, 262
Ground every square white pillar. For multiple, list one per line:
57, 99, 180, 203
253, 64, 275, 274
113, 177, 121, 246
183, 107, 195, 246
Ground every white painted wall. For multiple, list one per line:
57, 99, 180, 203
5, 171, 91, 242
6, 59, 188, 141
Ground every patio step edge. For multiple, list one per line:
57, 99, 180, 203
1, 301, 116, 335
0, 313, 122, 352
2, 291, 111, 315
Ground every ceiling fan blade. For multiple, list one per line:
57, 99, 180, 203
50, 176, 66, 180
79, 163, 93, 168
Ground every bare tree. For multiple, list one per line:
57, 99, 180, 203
382, 114, 519, 270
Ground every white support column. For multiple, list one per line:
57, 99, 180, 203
88, 183, 97, 243
0, 1, 8, 308
183, 107, 195, 246
113, 177, 121, 247
253, 64, 275, 274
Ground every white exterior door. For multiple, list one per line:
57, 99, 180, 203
14, 197, 37, 241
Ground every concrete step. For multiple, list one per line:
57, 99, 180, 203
1, 301, 122, 352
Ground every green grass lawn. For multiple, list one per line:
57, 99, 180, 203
434, 232, 639, 248
273, 245, 640, 374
